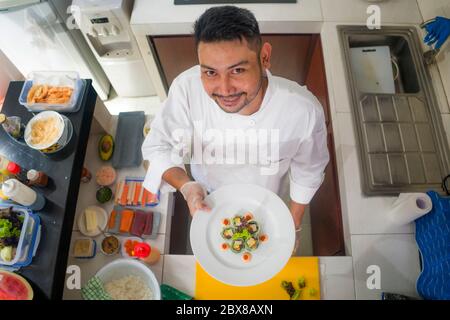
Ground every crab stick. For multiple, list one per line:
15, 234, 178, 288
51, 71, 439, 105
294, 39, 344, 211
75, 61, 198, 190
120, 183, 129, 206
133, 183, 142, 206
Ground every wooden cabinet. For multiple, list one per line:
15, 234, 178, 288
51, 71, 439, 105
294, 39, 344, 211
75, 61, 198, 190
152, 34, 345, 256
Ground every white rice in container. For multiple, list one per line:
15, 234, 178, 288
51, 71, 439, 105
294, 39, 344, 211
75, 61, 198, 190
104, 275, 153, 300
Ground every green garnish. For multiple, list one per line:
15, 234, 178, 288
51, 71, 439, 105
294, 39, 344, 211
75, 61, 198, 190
298, 276, 306, 289
232, 228, 251, 241
309, 288, 317, 297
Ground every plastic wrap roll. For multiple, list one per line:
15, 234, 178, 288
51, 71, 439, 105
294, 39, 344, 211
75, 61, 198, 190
387, 193, 433, 226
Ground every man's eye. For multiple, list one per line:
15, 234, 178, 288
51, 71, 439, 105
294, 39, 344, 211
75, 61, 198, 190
205, 70, 216, 77
232, 68, 245, 74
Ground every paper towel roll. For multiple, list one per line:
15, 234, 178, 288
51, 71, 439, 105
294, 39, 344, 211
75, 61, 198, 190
387, 193, 433, 226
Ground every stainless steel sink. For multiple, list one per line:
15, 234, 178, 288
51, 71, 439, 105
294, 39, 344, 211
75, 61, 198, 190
339, 26, 450, 196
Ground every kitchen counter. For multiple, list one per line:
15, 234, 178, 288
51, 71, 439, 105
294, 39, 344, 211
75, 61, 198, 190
162, 255, 355, 300
0, 80, 97, 299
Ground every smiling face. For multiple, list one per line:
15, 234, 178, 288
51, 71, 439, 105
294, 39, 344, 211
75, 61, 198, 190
198, 38, 272, 115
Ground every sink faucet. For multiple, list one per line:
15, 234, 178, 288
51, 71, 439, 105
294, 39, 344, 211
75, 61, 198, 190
420, 16, 450, 65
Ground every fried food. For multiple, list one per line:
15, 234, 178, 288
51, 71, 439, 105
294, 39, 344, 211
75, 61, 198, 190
27, 84, 73, 105
29, 116, 61, 147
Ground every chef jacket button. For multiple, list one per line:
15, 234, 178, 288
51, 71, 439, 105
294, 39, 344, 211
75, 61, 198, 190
249, 120, 256, 126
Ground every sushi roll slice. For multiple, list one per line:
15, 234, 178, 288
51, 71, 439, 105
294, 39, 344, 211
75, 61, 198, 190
245, 236, 259, 251
243, 212, 254, 221
222, 218, 231, 226
247, 221, 259, 235
259, 234, 269, 243
232, 216, 244, 228
221, 227, 234, 240
220, 243, 230, 251
242, 252, 252, 263
231, 238, 245, 253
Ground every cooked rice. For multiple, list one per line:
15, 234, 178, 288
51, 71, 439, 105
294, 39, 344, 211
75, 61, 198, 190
104, 275, 153, 300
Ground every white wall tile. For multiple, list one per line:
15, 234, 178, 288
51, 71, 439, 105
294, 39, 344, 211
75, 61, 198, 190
351, 234, 421, 300
320, 257, 355, 300
321, 0, 422, 24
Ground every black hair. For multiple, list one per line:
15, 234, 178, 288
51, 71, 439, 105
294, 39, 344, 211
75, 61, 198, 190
194, 6, 262, 52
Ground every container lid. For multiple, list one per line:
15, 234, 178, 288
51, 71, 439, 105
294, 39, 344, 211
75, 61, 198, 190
1, 179, 16, 195
133, 242, 151, 258
26, 170, 38, 181
7, 162, 21, 175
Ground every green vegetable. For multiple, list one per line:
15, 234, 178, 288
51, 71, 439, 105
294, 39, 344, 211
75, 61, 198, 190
232, 228, 251, 241
98, 135, 114, 161
309, 288, 317, 297
0, 246, 13, 261
298, 276, 306, 289
96, 186, 113, 204
0, 219, 21, 239
291, 290, 301, 300
281, 281, 297, 299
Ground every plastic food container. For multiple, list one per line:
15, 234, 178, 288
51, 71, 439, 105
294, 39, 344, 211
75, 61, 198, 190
0, 206, 41, 270
18, 71, 86, 113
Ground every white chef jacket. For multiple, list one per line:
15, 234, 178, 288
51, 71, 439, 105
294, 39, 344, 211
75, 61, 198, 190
142, 65, 329, 204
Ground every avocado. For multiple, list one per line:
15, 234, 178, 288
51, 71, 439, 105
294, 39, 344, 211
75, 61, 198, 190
98, 134, 114, 161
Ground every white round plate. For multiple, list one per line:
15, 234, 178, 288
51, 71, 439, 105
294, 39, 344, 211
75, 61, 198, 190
190, 184, 295, 287
78, 205, 108, 237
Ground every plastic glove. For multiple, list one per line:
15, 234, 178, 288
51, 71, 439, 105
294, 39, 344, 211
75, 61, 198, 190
424, 16, 450, 50
180, 181, 211, 217
292, 227, 302, 256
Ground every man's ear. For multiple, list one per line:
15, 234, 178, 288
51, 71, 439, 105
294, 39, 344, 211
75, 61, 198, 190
260, 42, 272, 70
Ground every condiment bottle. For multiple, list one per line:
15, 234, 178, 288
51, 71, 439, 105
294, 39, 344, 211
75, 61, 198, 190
81, 167, 92, 183
0, 114, 24, 139
0, 155, 13, 183
27, 169, 48, 187
1, 178, 45, 211
133, 242, 160, 265
6, 162, 27, 183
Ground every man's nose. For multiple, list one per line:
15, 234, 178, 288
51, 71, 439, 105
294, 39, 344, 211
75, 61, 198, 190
217, 76, 234, 96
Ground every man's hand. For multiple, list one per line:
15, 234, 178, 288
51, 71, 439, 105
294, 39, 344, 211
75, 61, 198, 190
180, 181, 211, 217
289, 200, 307, 230
290, 200, 307, 256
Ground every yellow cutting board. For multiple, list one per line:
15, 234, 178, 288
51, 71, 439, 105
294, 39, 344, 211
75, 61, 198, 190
195, 257, 320, 300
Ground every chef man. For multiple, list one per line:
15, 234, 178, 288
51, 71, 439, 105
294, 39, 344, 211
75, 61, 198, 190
142, 6, 329, 236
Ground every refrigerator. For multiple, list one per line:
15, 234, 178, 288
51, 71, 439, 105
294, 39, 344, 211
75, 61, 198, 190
0, 0, 111, 100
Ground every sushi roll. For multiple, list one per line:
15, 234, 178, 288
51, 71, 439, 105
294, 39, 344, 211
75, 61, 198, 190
222, 218, 231, 226
231, 238, 245, 253
245, 236, 259, 251
247, 221, 259, 235
221, 227, 234, 240
220, 243, 230, 251
232, 216, 245, 228
243, 212, 254, 221
242, 252, 252, 263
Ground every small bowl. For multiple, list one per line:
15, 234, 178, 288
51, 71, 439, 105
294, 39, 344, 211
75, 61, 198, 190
96, 259, 161, 300
121, 236, 142, 259
24, 111, 72, 154
100, 235, 120, 256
